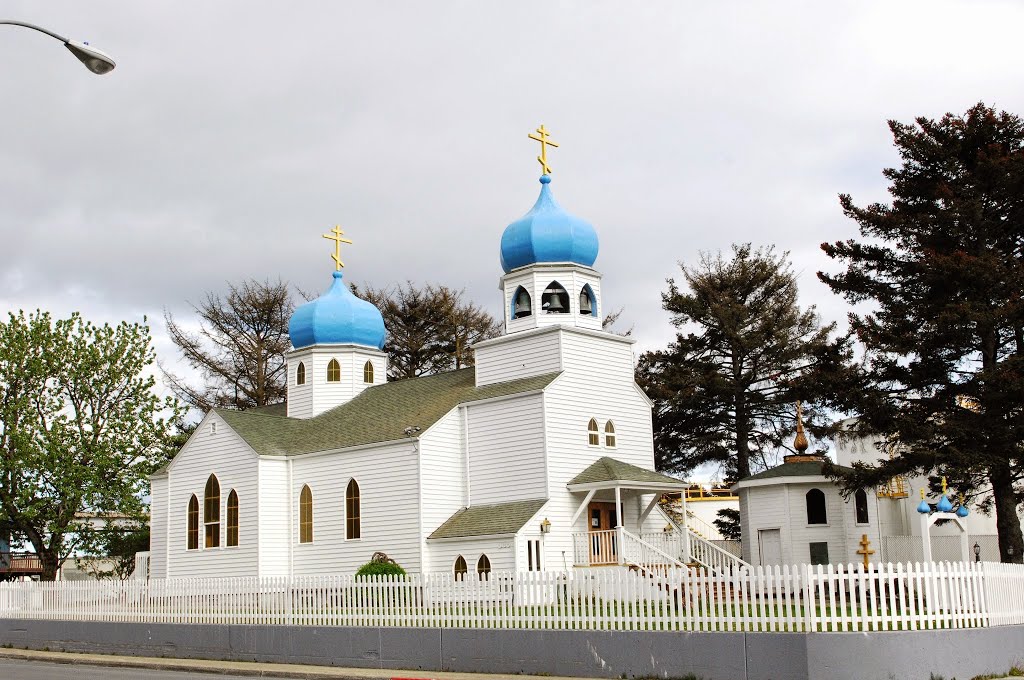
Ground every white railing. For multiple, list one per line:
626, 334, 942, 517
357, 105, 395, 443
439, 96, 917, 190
572, 529, 620, 566
1, 562, 1021, 632
685, 510, 721, 540
620, 530, 684, 572
688, 530, 751, 574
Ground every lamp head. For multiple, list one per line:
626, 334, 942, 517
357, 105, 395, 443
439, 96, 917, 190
64, 40, 115, 74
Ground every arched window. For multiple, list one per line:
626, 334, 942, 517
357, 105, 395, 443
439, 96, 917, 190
226, 490, 239, 547
299, 484, 313, 543
541, 281, 569, 314
588, 418, 599, 446
346, 479, 361, 539
454, 555, 468, 580
204, 475, 220, 548
296, 362, 306, 385
512, 286, 532, 319
855, 488, 869, 524
327, 358, 341, 382
604, 421, 616, 448
579, 284, 596, 316
806, 488, 827, 525
477, 554, 491, 580
187, 495, 199, 550
363, 361, 374, 384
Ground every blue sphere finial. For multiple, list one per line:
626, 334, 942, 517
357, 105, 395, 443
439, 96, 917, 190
937, 494, 954, 513
333, 270, 343, 279
917, 499, 931, 514
956, 505, 970, 518
539, 174, 551, 184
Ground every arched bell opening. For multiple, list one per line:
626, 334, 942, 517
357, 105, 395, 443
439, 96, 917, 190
541, 281, 570, 314
512, 286, 532, 319
579, 284, 597, 317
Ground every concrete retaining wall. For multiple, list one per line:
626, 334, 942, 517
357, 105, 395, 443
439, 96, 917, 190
1, 619, 1022, 680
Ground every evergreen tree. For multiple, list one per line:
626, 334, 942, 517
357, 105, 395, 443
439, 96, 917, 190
638, 244, 852, 479
820, 102, 1024, 562
352, 282, 501, 380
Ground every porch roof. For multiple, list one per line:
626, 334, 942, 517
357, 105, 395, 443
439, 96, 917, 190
567, 457, 687, 492
428, 498, 548, 540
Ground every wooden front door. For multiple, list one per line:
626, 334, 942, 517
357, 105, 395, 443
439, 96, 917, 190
588, 501, 620, 565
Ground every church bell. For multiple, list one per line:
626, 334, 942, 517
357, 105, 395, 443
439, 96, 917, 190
514, 289, 532, 317
579, 290, 593, 315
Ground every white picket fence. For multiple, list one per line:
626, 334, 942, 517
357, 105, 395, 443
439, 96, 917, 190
2, 562, 1023, 632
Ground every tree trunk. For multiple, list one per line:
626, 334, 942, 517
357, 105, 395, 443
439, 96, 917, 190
989, 460, 1024, 564
39, 550, 61, 581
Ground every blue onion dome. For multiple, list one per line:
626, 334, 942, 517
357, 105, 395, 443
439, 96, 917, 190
289, 271, 386, 350
499, 175, 599, 273
937, 494, 954, 513
956, 504, 970, 518
917, 498, 931, 514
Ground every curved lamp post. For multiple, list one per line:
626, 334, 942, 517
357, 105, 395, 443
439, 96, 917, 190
1, 20, 115, 74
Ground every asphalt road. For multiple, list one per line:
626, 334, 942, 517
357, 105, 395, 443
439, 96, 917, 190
0, 658, 257, 679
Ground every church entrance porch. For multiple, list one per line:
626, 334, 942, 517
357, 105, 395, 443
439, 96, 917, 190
586, 501, 621, 565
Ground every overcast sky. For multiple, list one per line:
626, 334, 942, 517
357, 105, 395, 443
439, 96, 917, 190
3, 1, 1024, 402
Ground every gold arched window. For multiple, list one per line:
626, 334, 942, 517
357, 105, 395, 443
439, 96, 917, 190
327, 358, 341, 382
204, 475, 220, 548
363, 361, 374, 384
226, 490, 239, 547
296, 362, 306, 385
346, 479, 361, 539
477, 554, 491, 580
605, 421, 616, 448
588, 418, 599, 446
299, 484, 313, 543
454, 555, 468, 580
187, 495, 199, 550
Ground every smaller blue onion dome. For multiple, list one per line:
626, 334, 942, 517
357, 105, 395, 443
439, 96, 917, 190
917, 499, 931, 514
956, 504, 970, 518
937, 494, 954, 513
499, 175, 599, 273
289, 271, 386, 350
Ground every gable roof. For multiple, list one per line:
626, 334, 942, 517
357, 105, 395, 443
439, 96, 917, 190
568, 457, 685, 487
213, 367, 560, 458
429, 499, 548, 539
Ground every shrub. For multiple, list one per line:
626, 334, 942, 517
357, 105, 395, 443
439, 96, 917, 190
355, 552, 406, 579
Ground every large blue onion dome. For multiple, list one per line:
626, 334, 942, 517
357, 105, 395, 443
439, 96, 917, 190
500, 175, 599, 273
289, 271, 386, 350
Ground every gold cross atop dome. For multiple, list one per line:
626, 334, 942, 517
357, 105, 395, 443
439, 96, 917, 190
528, 124, 559, 175
322, 225, 353, 271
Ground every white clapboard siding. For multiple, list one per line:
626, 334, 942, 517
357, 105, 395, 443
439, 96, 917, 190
289, 441, 422, 574
148, 475, 168, 579
2, 561, 1015, 632
257, 458, 290, 577
165, 413, 260, 578
419, 408, 467, 552
540, 330, 656, 569
473, 329, 562, 387
466, 393, 546, 506
426, 537, 515, 575
287, 348, 387, 419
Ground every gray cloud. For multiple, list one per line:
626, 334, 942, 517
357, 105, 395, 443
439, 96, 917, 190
3, 0, 1023, 377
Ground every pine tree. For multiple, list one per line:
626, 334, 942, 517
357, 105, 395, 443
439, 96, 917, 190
638, 244, 851, 479
820, 102, 1024, 562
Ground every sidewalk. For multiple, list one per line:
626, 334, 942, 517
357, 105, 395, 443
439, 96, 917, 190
0, 647, 605, 680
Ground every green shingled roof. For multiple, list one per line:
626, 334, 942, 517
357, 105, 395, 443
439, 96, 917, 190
738, 459, 855, 482
211, 368, 559, 457
429, 499, 549, 539
568, 457, 686, 487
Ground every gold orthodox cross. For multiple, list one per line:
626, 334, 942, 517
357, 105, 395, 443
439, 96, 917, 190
857, 533, 875, 570
322, 225, 353, 271
528, 124, 559, 175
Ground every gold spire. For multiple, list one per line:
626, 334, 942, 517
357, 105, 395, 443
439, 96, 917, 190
941, 476, 948, 495
528, 124, 559, 175
322, 225, 353, 271
793, 401, 809, 453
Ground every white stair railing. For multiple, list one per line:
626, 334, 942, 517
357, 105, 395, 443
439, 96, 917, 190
619, 529, 685, 573
688, 529, 750, 574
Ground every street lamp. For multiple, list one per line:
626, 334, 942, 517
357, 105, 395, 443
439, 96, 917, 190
1, 20, 115, 74
973, 542, 981, 563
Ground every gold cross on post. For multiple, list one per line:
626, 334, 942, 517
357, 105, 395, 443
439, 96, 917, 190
857, 533, 875, 571
322, 225, 353, 271
528, 124, 559, 175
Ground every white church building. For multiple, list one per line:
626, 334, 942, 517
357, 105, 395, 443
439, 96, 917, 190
148, 169, 715, 579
